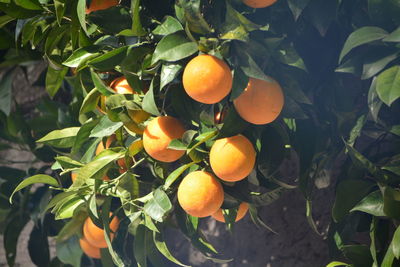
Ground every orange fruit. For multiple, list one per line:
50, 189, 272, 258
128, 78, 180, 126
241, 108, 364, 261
234, 77, 284, 125
96, 135, 116, 155
182, 54, 233, 104
117, 158, 128, 173
110, 77, 135, 94
177, 171, 224, 217
212, 202, 249, 222
143, 116, 186, 162
86, 0, 119, 14
79, 237, 101, 259
242, 0, 277, 8
71, 172, 78, 183
83, 214, 120, 248
209, 135, 256, 182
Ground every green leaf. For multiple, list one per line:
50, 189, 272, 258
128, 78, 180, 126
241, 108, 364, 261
89, 6, 132, 34
218, 107, 249, 138
237, 48, 271, 82
153, 231, 190, 267
167, 139, 187, 150
164, 162, 196, 190
72, 151, 124, 187
351, 190, 385, 216
382, 242, 396, 267
10, 175, 59, 203
89, 116, 123, 138
142, 79, 160, 115
28, 225, 50, 266
392, 226, 400, 259
368, 77, 382, 122
91, 69, 114, 96
230, 68, 248, 101
248, 205, 277, 233
55, 197, 84, 220
341, 245, 373, 266
361, 49, 398, 80
57, 209, 87, 242
55, 156, 84, 169
383, 26, 400, 42
347, 115, 366, 147
45, 191, 78, 212
63, 46, 100, 68
151, 32, 198, 64
326, 261, 350, 267
46, 66, 68, 98
4, 214, 29, 267
391, 125, 400, 137
71, 119, 99, 157
383, 186, 400, 220
0, 68, 15, 116
0, 15, 14, 28
100, 199, 125, 267
345, 142, 384, 182
287, 0, 310, 20
14, 0, 42, 10
339, 26, 388, 62
134, 224, 148, 267
160, 63, 182, 90
177, 0, 212, 34
77, 0, 88, 35
80, 88, 101, 114
143, 188, 172, 222
56, 235, 82, 267
54, 0, 66, 25
37, 127, 80, 148
376, 65, 400, 106
332, 179, 375, 222
370, 217, 378, 267
129, 0, 146, 36
153, 16, 183, 36
88, 46, 128, 71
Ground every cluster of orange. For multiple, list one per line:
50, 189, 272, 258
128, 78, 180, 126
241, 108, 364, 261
156, 53, 284, 221
79, 214, 120, 259
77, 0, 280, 259
85, 0, 277, 14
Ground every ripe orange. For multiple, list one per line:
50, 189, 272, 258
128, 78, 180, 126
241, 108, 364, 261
143, 116, 186, 162
182, 54, 233, 104
96, 135, 115, 155
71, 172, 78, 183
242, 0, 277, 8
86, 0, 119, 14
209, 135, 256, 182
79, 237, 101, 259
177, 171, 224, 217
83, 214, 120, 248
110, 77, 134, 94
212, 202, 249, 222
234, 77, 284, 125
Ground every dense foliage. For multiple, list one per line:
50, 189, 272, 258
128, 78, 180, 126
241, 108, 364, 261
0, 0, 399, 266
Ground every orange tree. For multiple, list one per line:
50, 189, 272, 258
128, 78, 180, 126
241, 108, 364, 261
1, 0, 400, 266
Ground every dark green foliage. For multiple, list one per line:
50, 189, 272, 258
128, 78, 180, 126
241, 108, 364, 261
0, 0, 399, 266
